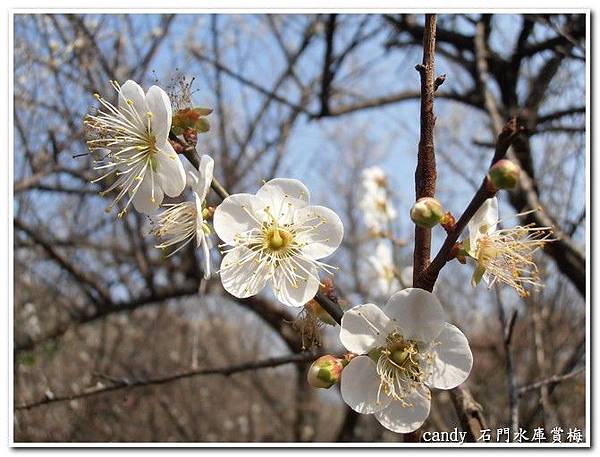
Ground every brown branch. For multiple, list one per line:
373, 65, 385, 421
495, 287, 519, 438
15, 353, 315, 411
472, 16, 586, 298
414, 118, 520, 291
412, 14, 438, 283
449, 386, 487, 442
14, 218, 112, 306
517, 366, 584, 396
319, 14, 337, 116
15, 283, 200, 353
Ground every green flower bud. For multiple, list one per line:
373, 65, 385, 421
410, 197, 444, 228
307, 355, 344, 389
488, 159, 520, 190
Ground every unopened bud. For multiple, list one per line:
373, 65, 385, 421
488, 159, 520, 190
307, 355, 344, 389
410, 197, 444, 228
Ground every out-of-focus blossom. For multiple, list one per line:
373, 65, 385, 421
359, 166, 396, 234
367, 241, 400, 297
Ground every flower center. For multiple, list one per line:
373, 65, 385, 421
265, 227, 293, 252
476, 237, 498, 268
369, 330, 428, 406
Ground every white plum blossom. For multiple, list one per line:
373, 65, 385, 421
359, 166, 396, 234
213, 178, 344, 307
339, 288, 472, 433
466, 197, 551, 297
85, 80, 186, 216
399, 266, 413, 289
151, 155, 214, 279
367, 241, 400, 297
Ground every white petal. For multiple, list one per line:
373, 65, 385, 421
400, 266, 413, 288
255, 178, 310, 223
219, 246, 269, 298
131, 174, 163, 214
146, 85, 172, 145
269, 259, 320, 307
340, 303, 391, 354
155, 142, 186, 198
194, 155, 214, 202
427, 323, 473, 390
293, 205, 343, 260
382, 288, 445, 343
213, 193, 263, 245
374, 387, 431, 433
468, 197, 498, 251
118, 80, 147, 121
340, 356, 392, 414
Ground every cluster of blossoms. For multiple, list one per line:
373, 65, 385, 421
86, 80, 214, 276
359, 166, 397, 235
357, 166, 413, 301
85, 80, 186, 216
85, 79, 550, 436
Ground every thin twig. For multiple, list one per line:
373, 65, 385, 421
414, 118, 520, 291
495, 286, 519, 439
15, 353, 315, 411
517, 366, 584, 397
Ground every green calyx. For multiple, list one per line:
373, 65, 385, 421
171, 107, 212, 135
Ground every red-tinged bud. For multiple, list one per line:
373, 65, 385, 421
440, 211, 456, 233
172, 107, 211, 135
183, 127, 198, 147
488, 159, 520, 190
410, 197, 444, 229
450, 243, 467, 264
169, 139, 184, 154
307, 355, 344, 389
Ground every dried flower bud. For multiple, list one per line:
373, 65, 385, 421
183, 127, 198, 147
307, 355, 344, 389
305, 300, 337, 326
410, 197, 444, 228
171, 107, 212, 136
488, 159, 520, 190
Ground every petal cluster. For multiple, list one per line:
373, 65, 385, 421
86, 80, 186, 216
152, 154, 214, 278
213, 179, 344, 307
367, 241, 401, 297
359, 166, 397, 234
339, 288, 472, 433
467, 197, 552, 297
